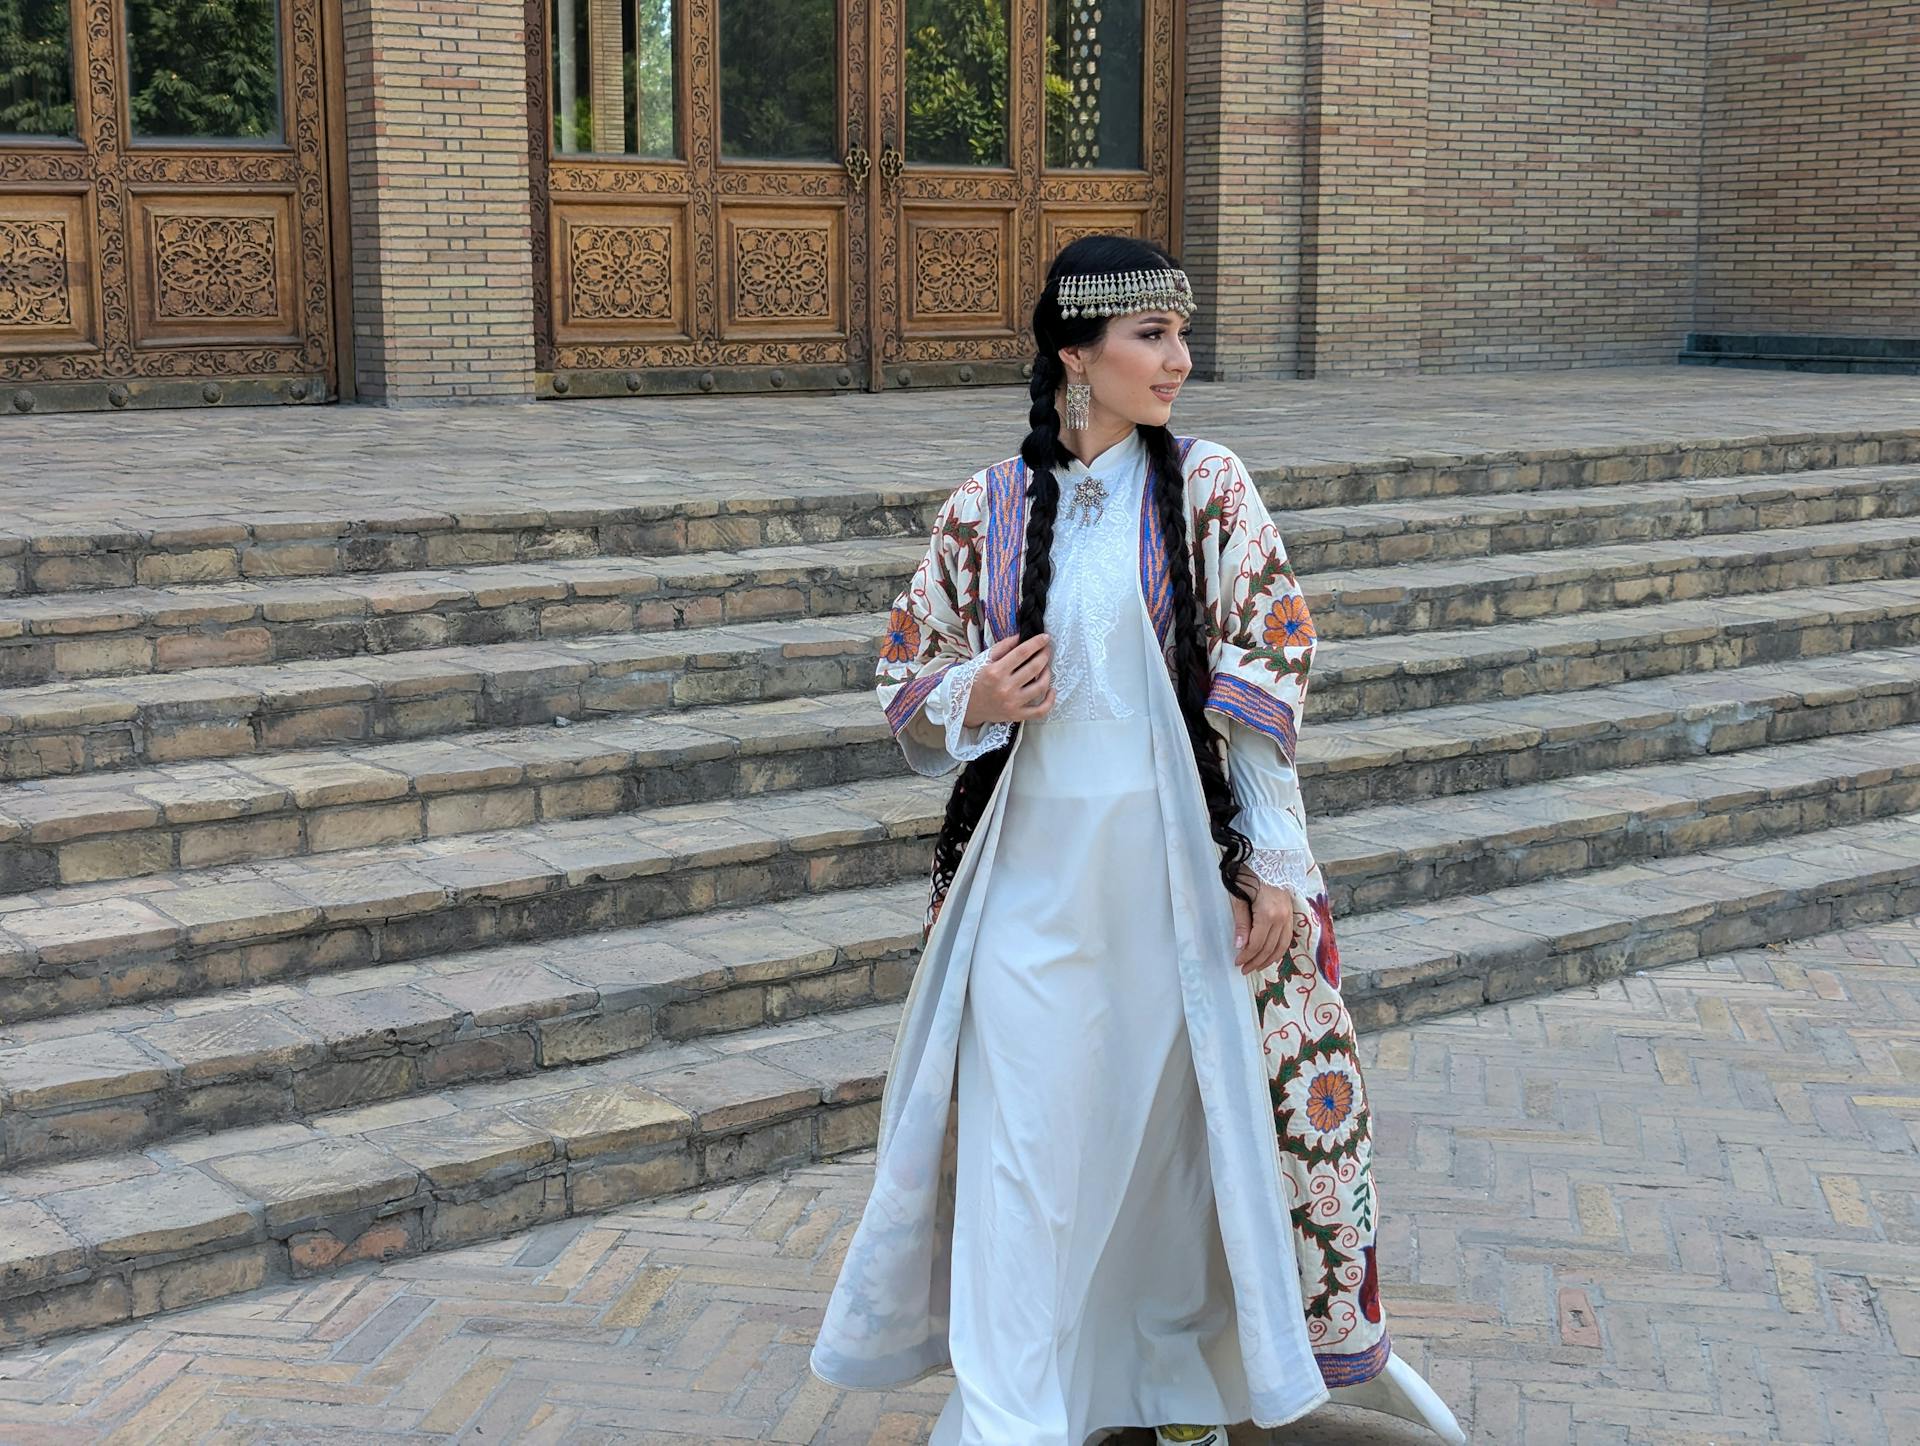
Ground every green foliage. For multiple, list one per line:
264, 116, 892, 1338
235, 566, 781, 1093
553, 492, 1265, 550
125, 0, 279, 140
718, 0, 834, 160
0, 0, 76, 137
904, 0, 1006, 167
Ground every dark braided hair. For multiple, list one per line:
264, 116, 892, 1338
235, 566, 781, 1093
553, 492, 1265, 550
926, 235, 1254, 917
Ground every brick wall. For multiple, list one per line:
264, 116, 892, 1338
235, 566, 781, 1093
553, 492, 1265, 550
1180, 0, 1307, 380
1700, 1, 1920, 337
1417, 1, 1707, 373
340, 0, 537, 404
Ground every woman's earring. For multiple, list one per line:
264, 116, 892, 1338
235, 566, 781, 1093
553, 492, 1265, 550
1064, 381, 1092, 431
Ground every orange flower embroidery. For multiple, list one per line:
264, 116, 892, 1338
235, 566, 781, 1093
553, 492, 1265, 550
881, 607, 920, 664
1305, 1070, 1355, 1134
1263, 595, 1315, 650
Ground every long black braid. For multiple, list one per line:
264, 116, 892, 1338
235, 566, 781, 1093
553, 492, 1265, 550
926, 235, 1253, 917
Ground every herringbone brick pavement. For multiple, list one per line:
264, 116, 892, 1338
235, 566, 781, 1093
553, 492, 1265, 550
4, 917, 1919, 1445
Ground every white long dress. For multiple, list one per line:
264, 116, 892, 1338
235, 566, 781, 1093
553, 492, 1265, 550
864, 432, 1319, 1445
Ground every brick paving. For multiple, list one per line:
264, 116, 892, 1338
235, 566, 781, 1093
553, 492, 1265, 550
2, 368, 1917, 533
2, 918, 1916, 1444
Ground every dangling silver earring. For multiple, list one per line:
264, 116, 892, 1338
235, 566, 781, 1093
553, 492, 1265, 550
1064, 381, 1092, 431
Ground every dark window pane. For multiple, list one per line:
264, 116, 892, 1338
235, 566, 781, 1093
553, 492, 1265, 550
1046, 0, 1142, 170
0, 0, 76, 138
719, 0, 835, 162
553, 0, 677, 157
125, 0, 281, 140
904, 0, 1008, 167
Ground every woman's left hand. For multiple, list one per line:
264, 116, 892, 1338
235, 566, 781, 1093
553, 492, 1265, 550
1230, 870, 1302, 976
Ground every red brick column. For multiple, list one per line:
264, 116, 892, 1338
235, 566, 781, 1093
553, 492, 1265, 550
339, 0, 537, 404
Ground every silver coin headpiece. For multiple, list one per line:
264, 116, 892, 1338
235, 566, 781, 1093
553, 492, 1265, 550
1056, 268, 1197, 320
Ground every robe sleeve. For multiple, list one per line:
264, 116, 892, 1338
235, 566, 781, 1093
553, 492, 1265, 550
1227, 718, 1316, 897
1190, 442, 1315, 765
876, 479, 1005, 776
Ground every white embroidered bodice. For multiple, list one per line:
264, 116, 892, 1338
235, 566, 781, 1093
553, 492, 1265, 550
911, 431, 1316, 898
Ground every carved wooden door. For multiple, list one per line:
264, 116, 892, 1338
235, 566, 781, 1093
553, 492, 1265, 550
0, 0, 338, 413
867, 0, 1178, 391
530, 0, 875, 397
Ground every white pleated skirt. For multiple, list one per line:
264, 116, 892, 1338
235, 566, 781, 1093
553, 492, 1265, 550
930, 709, 1255, 1446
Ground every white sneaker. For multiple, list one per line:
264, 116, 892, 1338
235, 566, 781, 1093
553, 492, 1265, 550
1154, 1428, 1227, 1446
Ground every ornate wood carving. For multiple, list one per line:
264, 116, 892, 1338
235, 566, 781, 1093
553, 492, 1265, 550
0, 219, 74, 327
571, 223, 676, 320
152, 215, 279, 319
735, 226, 833, 320
912, 225, 1002, 318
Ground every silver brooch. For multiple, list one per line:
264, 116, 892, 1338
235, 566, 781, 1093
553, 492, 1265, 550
1065, 475, 1108, 526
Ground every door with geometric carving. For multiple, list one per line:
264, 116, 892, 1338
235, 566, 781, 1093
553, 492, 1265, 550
867, 0, 1178, 391
529, 0, 877, 398
0, 0, 338, 413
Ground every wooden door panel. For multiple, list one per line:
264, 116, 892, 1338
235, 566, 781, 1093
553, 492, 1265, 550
720, 204, 849, 340
901, 207, 1017, 338
0, 191, 98, 354
551, 201, 694, 343
0, 0, 337, 409
127, 191, 302, 347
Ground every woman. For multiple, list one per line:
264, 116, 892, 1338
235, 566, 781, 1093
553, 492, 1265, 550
810, 237, 1463, 1446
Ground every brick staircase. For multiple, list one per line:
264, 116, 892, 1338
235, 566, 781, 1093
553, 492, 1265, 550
4, 433, 1920, 1351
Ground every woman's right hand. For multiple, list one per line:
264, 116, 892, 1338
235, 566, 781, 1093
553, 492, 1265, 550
965, 634, 1055, 725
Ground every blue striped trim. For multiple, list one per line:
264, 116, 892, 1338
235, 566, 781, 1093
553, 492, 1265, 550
984, 458, 1026, 642
1204, 674, 1298, 760
1139, 472, 1171, 643
1140, 437, 1202, 643
1316, 1331, 1391, 1388
883, 666, 953, 737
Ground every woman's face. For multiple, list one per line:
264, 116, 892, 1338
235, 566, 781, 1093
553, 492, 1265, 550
1061, 309, 1194, 431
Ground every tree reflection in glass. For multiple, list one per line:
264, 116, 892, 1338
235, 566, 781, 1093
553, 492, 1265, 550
719, 0, 835, 161
553, 0, 677, 157
905, 0, 1009, 167
0, 0, 75, 138
125, 0, 281, 140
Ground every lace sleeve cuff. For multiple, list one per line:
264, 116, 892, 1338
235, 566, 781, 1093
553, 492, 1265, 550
925, 654, 1012, 762
1246, 846, 1317, 898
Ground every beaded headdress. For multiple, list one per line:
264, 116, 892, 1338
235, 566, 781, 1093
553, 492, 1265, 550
1056, 268, 1197, 320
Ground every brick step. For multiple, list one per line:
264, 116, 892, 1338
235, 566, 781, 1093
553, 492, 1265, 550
0, 999, 902, 1348
8, 573, 1920, 786
6, 717, 1916, 1029
11, 433, 1913, 598
1312, 721, 1920, 915
7, 805, 1920, 1348
8, 710, 1917, 1168
0, 773, 946, 1027
0, 613, 881, 783
0, 540, 922, 686
0, 882, 926, 1171
7, 640, 1920, 891
0, 693, 898, 891
11, 504, 1920, 687
1311, 575, 1920, 723
1306, 514, 1920, 640
1277, 460, 1920, 571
